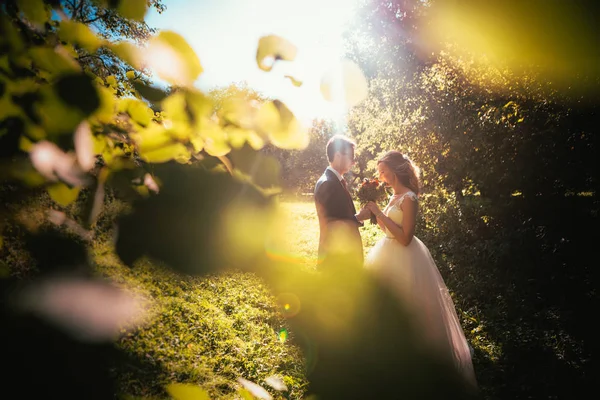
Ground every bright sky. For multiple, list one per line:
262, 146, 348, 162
145, 0, 360, 124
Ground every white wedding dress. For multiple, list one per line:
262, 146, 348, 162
365, 191, 477, 388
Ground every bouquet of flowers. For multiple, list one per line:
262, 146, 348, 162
355, 178, 389, 224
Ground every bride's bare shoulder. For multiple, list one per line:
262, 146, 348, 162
390, 191, 418, 208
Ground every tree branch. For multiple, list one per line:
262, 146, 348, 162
82, 12, 107, 24
77, 54, 110, 71
66, 0, 78, 17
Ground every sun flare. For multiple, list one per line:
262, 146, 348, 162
145, 0, 362, 123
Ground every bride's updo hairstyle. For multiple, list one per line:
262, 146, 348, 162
378, 151, 421, 195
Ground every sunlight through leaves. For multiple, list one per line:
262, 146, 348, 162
320, 59, 368, 108
145, 31, 203, 87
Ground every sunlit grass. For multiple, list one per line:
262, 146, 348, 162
274, 194, 319, 269
91, 193, 501, 398
274, 193, 381, 265
91, 242, 308, 399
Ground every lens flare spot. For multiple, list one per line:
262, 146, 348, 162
278, 328, 288, 343
275, 292, 301, 318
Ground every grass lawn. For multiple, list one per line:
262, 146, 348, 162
91, 194, 329, 399
91, 194, 488, 399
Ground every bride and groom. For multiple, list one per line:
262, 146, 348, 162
314, 134, 478, 389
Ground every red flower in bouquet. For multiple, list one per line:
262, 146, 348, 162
355, 178, 389, 224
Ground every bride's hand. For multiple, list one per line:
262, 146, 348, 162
366, 202, 382, 215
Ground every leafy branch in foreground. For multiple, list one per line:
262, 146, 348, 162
0, 1, 476, 399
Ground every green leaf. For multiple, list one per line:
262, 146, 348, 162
284, 75, 303, 87
54, 74, 100, 116
246, 131, 265, 150
256, 100, 308, 150
21, 171, 47, 187
19, 135, 33, 152
0, 16, 24, 53
58, 20, 103, 52
161, 91, 188, 122
29, 47, 81, 75
218, 94, 258, 130
126, 98, 153, 126
189, 134, 204, 153
146, 31, 203, 87
201, 122, 231, 157
132, 81, 169, 103
0, 93, 25, 121
114, 163, 273, 275
109, 41, 141, 70
228, 144, 281, 189
256, 35, 297, 72
90, 86, 117, 124
165, 383, 210, 400
224, 126, 248, 149
25, 124, 45, 141
139, 143, 190, 163
37, 86, 85, 135
185, 90, 214, 131
117, 0, 148, 21
91, 132, 107, 154
132, 122, 190, 163
131, 122, 172, 151
17, 0, 48, 26
106, 75, 117, 87
47, 182, 80, 207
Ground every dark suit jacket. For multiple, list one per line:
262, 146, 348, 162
314, 169, 363, 264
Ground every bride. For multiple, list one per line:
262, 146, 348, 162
362, 150, 478, 389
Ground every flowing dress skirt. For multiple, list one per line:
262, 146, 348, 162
365, 235, 478, 388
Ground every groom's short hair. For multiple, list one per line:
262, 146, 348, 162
326, 134, 356, 162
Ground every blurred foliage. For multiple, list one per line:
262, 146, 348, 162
346, 0, 600, 97
0, 1, 469, 400
0, 0, 313, 233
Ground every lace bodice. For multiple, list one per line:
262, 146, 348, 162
383, 191, 418, 238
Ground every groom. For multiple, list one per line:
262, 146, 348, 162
314, 134, 370, 268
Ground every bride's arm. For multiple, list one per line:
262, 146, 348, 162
376, 212, 386, 231
373, 197, 418, 246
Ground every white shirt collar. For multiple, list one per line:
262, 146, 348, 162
326, 166, 344, 181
